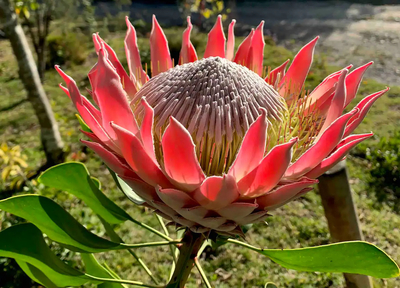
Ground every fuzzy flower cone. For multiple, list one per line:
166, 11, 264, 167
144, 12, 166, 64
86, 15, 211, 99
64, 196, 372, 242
56, 15, 388, 236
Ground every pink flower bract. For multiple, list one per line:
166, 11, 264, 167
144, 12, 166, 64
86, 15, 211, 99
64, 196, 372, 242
56, 15, 387, 235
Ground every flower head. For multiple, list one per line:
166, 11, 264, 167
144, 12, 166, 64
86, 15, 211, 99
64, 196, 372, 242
56, 15, 387, 235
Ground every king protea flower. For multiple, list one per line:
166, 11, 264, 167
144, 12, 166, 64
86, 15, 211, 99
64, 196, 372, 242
56, 15, 387, 235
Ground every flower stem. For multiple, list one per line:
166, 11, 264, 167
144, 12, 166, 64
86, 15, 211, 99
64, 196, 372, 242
226, 238, 260, 252
129, 250, 160, 284
129, 217, 175, 242
121, 240, 181, 249
99, 217, 159, 284
85, 274, 164, 288
166, 230, 205, 288
156, 214, 178, 264
195, 258, 212, 288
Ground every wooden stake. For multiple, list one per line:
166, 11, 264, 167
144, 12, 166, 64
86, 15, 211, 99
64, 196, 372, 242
318, 160, 372, 288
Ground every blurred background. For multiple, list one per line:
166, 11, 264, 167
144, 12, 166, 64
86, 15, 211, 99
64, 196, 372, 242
1, 0, 400, 287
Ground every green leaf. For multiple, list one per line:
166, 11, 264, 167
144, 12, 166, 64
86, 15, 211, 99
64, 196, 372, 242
262, 242, 400, 278
99, 217, 123, 243
264, 283, 278, 288
0, 194, 122, 253
113, 173, 144, 205
76, 114, 92, 132
38, 162, 132, 224
29, 1, 39, 10
0, 223, 92, 287
229, 239, 399, 278
16, 260, 59, 288
81, 254, 125, 288
117, 175, 145, 204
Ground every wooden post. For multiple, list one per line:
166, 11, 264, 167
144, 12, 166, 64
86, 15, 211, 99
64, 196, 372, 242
318, 160, 373, 288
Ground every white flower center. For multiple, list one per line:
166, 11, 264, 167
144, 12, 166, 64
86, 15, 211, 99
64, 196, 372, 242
131, 57, 287, 175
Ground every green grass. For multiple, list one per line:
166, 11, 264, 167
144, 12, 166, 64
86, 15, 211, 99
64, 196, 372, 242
1, 26, 400, 288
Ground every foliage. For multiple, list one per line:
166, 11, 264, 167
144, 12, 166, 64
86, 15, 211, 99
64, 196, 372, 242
46, 31, 88, 68
13, 0, 128, 78
0, 162, 176, 287
14, 0, 68, 79
0, 161, 397, 287
0, 142, 35, 192
358, 132, 400, 211
81, 0, 97, 35
177, 0, 233, 30
229, 239, 399, 278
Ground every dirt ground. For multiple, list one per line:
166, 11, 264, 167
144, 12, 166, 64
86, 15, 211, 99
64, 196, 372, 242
125, 1, 400, 86
234, 1, 400, 86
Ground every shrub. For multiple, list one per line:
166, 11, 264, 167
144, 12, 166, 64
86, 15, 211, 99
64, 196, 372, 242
0, 142, 32, 192
46, 31, 89, 68
363, 132, 400, 210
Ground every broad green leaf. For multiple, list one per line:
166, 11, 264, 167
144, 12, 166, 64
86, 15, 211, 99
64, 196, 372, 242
38, 162, 132, 224
230, 239, 399, 278
17, 260, 59, 288
265, 283, 278, 288
81, 254, 125, 288
0, 195, 122, 253
0, 223, 92, 287
262, 242, 400, 278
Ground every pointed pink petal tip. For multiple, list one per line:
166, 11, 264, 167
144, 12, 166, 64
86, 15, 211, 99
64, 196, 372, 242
344, 87, 389, 137
150, 14, 172, 76
257, 20, 265, 28
256, 177, 318, 211
81, 139, 136, 178
266, 59, 290, 86
226, 19, 236, 61
279, 36, 319, 98
248, 21, 265, 76
228, 108, 268, 181
179, 16, 198, 64
92, 33, 101, 52
110, 122, 171, 188
140, 97, 150, 106
305, 132, 373, 178
344, 61, 374, 108
204, 14, 226, 58
285, 109, 357, 179
238, 137, 298, 198
139, 97, 157, 163
161, 116, 205, 192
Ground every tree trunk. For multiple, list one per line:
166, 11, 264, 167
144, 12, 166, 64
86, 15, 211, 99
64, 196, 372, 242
0, 0, 64, 166
37, 44, 46, 81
